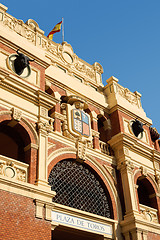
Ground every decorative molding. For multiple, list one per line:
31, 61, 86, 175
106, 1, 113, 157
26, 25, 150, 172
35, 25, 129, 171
76, 140, 87, 162
34, 199, 44, 219
0, 155, 28, 182
99, 141, 110, 155
0, 109, 39, 145
0, 109, 12, 116
47, 147, 77, 166
24, 143, 39, 152
37, 119, 54, 134
11, 107, 22, 121
93, 62, 103, 74
54, 91, 61, 101
103, 164, 116, 182
21, 117, 39, 145
139, 204, 158, 223
51, 112, 65, 121
140, 166, 148, 177
91, 129, 100, 138
118, 160, 134, 173
91, 110, 98, 121
45, 203, 53, 221
40, 106, 48, 117
0, 10, 103, 87
117, 84, 141, 108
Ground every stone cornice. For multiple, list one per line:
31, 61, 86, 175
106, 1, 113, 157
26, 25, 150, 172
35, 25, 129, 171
0, 175, 56, 203
109, 133, 154, 161
0, 69, 38, 104
45, 75, 109, 112
37, 90, 58, 109
0, 69, 58, 108
152, 149, 160, 161
120, 215, 160, 235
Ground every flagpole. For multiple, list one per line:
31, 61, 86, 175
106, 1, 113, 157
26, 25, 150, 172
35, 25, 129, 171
62, 17, 64, 43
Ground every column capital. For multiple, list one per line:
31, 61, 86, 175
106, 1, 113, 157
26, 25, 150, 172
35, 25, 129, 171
117, 159, 134, 173
37, 119, 53, 134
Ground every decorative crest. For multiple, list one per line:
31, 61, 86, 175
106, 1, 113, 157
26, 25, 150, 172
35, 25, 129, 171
66, 95, 92, 141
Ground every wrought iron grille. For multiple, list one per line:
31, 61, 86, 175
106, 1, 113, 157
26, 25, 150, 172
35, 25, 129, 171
48, 160, 111, 218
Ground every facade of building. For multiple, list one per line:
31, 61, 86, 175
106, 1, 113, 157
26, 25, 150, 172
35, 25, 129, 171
0, 4, 160, 240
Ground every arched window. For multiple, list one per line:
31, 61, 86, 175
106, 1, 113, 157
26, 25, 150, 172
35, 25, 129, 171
48, 159, 113, 218
97, 115, 111, 143
0, 123, 25, 161
137, 177, 157, 209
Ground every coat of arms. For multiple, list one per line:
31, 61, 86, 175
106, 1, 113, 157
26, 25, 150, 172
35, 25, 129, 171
66, 96, 92, 141
72, 109, 90, 137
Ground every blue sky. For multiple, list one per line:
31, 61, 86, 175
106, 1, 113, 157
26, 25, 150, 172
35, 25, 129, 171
1, 0, 160, 132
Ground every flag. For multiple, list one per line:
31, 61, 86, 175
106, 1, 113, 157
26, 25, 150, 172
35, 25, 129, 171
47, 21, 62, 40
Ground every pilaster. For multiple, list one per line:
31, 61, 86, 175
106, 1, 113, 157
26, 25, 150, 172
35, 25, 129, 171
53, 92, 62, 134
91, 111, 100, 150
109, 133, 139, 215
36, 121, 51, 189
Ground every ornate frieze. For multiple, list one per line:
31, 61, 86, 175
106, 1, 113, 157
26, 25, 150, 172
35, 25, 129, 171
42, 39, 57, 55
74, 62, 95, 79
3, 15, 36, 43
16, 168, 26, 182
0, 155, 28, 182
117, 84, 142, 108
0, 10, 103, 86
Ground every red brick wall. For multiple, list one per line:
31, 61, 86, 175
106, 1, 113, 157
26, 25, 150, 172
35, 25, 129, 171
110, 110, 121, 137
0, 190, 51, 240
147, 232, 160, 240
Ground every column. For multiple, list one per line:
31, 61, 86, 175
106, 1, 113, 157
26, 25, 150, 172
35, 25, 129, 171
118, 158, 138, 215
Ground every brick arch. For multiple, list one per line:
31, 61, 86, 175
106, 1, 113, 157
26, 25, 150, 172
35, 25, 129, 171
48, 153, 76, 176
45, 84, 55, 96
48, 153, 119, 221
134, 170, 158, 193
85, 157, 119, 221
0, 110, 38, 183
134, 169, 160, 223
0, 110, 38, 145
